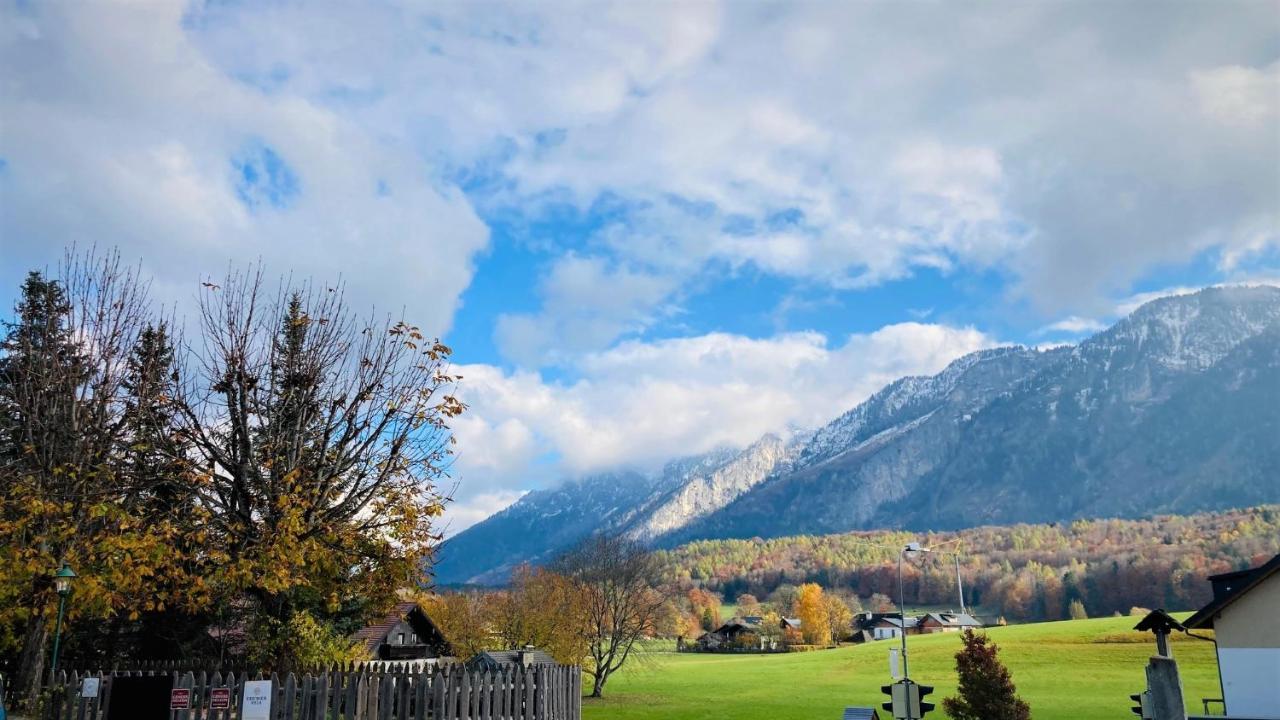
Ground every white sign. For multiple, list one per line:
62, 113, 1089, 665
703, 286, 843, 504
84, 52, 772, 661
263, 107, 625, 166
241, 680, 273, 720
889, 647, 901, 680
80, 677, 100, 698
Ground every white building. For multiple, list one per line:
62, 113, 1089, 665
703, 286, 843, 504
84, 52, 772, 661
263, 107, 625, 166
1185, 553, 1280, 719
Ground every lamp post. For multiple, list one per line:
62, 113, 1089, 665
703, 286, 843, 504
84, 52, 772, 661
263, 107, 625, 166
49, 562, 77, 679
897, 542, 928, 682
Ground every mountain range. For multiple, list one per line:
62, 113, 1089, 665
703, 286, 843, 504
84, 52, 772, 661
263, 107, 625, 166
435, 285, 1280, 585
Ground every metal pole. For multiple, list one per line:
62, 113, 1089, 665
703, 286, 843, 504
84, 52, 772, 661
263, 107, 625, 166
50, 592, 67, 678
898, 549, 909, 681
897, 547, 917, 720
954, 553, 966, 615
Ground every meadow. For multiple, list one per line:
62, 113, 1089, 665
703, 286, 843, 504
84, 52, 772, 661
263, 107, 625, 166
582, 614, 1219, 720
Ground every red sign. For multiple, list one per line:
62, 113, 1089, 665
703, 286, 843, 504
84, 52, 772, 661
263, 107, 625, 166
210, 687, 231, 710
170, 688, 191, 710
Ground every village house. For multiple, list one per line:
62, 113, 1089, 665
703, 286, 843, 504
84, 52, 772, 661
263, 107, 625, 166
349, 601, 453, 662
917, 612, 983, 634
1184, 552, 1280, 719
852, 613, 919, 642
694, 616, 773, 651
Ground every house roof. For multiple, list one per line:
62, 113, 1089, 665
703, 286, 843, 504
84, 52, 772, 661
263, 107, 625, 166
921, 612, 982, 628
876, 616, 919, 629
843, 708, 880, 720
782, 617, 802, 629
714, 616, 765, 634
1185, 553, 1280, 630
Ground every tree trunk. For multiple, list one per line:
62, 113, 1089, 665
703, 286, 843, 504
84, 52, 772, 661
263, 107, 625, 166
15, 611, 50, 709
590, 669, 606, 698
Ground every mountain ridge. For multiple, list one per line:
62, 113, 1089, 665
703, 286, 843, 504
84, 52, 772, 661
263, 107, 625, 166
434, 285, 1280, 585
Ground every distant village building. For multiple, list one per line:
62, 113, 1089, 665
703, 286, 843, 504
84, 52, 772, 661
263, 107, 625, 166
1184, 553, 1280, 719
918, 612, 983, 634
467, 647, 558, 671
691, 616, 802, 652
853, 613, 920, 641
694, 616, 776, 651
850, 611, 980, 642
349, 601, 452, 662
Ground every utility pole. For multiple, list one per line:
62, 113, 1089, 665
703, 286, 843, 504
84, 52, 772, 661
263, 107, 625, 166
954, 553, 966, 615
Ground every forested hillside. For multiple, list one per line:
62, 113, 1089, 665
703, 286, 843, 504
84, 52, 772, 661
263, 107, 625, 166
656, 506, 1280, 622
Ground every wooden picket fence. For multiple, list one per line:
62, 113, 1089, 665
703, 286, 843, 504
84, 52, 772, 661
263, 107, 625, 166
38, 664, 581, 720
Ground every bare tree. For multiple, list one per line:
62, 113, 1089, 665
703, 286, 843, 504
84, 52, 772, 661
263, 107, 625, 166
0, 248, 152, 704
552, 534, 666, 698
172, 266, 464, 667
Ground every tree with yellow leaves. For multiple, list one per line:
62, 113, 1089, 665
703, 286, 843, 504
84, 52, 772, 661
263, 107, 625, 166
794, 583, 831, 646
0, 252, 207, 703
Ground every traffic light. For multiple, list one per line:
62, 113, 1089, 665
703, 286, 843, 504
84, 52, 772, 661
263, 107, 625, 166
915, 684, 935, 717
881, 684, 895, 714
1130, 691, 1152, 718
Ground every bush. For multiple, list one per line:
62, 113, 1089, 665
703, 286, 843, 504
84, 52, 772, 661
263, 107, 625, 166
1068, 600, 1088, 620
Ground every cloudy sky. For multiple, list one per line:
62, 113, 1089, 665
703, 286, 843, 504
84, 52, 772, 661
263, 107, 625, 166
2, 0, 1277, 533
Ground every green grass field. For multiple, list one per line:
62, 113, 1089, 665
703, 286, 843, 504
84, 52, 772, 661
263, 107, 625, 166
582, 614, 1220, 719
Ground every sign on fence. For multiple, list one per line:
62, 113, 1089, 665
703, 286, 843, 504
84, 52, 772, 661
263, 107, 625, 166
169, 687, 191, 710
209, 686, 230, 710
241, 679, 273, 720
80, 677, 99, 698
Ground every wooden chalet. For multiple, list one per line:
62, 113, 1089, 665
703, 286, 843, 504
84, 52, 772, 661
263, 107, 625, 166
349, 601, 452, 661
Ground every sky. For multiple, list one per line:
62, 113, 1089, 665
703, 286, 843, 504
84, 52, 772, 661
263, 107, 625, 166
1, 0, 1278, 534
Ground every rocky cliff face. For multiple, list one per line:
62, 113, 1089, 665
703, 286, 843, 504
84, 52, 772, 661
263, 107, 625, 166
435, 285, 1280, 585
620, 432, 804, 543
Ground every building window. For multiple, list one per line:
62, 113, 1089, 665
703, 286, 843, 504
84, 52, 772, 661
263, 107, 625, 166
398, 633, 405, 645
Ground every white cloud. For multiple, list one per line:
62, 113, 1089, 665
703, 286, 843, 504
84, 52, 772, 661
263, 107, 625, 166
1036, 316, 1108, 336
494, 255, 678, 366
1190, 63, 1280, 128
7, 1, 1276, 357
0, 1, 488, 335
442, 322, 996, 525
443, 490, 528, 537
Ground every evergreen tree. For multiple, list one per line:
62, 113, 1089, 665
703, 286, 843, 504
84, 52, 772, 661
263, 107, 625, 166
943, 629, 1031, 720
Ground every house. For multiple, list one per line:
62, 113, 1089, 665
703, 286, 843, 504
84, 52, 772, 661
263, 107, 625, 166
467, 647, 558, 671
842, 709, 881, 720
1184, 553, 1280, 719
918, 612, 983, 634
853, 613, 919, 641
693, 617, 774, 651
781, 617, 802, 631
694, 631, 724, 651
714, 616, 765, 640
349, 601, 452, 661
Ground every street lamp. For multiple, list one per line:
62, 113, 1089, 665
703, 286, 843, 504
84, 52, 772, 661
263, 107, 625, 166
49, 562, 77, 679
897, 542, 928, 682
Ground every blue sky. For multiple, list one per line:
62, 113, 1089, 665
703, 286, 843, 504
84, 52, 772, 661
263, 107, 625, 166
1, 0, 1277, 531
